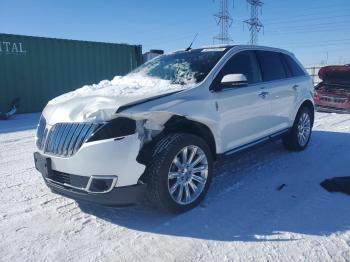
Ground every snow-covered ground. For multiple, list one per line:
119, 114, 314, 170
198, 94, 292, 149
0, 112, 349, 262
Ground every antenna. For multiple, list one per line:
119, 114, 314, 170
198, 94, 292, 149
186, 33, 199, 51
213, 0, 234, 44
243, 0, 264, 45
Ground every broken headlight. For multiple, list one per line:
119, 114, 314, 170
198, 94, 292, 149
87, 117, 136, 142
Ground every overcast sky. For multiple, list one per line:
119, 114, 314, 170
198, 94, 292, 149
1, 0, 349, 65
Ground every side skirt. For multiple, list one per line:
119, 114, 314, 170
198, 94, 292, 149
217, 128, 290, 160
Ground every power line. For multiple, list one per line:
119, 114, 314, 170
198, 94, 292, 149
244, 0, 264, 45
265, 24, 350, 35
269, 38, 350, 46
265, 14, 350, 26
213, 0, 234, 44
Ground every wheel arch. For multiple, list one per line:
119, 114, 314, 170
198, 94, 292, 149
299, 99, 315, 126
137, 115, 217, 166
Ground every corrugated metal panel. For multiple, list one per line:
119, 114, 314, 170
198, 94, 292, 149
0, 33, 142, 113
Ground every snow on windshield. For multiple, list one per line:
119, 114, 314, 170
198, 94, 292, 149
48, 72, 195, 105
135, 59, 197, 85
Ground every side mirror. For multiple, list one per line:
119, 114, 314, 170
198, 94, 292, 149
220, 74, 248, 88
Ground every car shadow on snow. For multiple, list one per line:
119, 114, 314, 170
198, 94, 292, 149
78, 130, 350, 242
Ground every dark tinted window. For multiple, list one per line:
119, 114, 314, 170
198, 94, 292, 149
221, 51, 261, 84
256, 51, 287, 81
280, 54, 293, 78
283, 54, 306, 77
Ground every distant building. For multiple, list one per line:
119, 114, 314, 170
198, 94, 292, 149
143, 49, 164, 63
0, 33, 142, 113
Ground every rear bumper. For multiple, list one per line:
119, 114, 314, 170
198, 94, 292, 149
44, 174, 147, 206
316, 105, 350, 114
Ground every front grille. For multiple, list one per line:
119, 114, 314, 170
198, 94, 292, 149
36, 120, 99, 157
45, 123, 99, 157
320, 96, 347, 104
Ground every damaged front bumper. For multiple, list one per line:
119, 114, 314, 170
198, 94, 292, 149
34, 132, 147, 206
45, 175, 147, 206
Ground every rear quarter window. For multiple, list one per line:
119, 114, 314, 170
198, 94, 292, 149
256, 51, 287, 81
282, 54, 306, 77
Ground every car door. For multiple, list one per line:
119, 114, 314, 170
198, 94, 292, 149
211, 50, 273, 152
255, 51, 299, 132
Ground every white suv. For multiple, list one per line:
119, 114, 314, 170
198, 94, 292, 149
34, 45, 314, 213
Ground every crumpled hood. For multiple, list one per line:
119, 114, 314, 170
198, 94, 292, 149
42, 74, 192, 125
43, 92, 176, 125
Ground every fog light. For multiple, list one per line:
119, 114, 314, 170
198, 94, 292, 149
86, 176, 118, 193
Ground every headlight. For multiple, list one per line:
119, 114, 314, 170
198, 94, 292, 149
87, 117, 136, 142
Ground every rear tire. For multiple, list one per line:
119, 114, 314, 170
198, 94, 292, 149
145, 133, 213, 213
283, 106, 313, 151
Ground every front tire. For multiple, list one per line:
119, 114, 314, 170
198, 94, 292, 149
283, 106, 313, 151
145, 133, 213, 213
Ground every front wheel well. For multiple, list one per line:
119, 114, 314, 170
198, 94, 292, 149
137, 115, 217, 166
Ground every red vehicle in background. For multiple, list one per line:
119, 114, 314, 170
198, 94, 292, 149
314, 65, 350, 113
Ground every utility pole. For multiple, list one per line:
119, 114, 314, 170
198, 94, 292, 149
244, 0, 264, 45
213, 0, 234, 44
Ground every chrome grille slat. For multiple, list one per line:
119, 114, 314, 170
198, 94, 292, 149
67, 124, 85, 156
41, 128, 49, 150
37, 122, 98, 157
59, 125, 72, 155
53, 124, 65, 154
63, 125, 79, 156
36, 116, 47, 150
57, 124, 69, 155
45, 125, 56, 153
73, 124, 93, 155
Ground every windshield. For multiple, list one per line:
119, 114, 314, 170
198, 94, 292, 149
129, 48, 230, 85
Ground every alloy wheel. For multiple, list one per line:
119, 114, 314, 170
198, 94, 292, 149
297, 112, 311, 147
167, 145, 208, 205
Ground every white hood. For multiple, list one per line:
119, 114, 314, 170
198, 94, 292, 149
43, 74, 191, 125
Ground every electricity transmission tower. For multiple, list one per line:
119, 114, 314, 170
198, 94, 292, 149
244, 0, 264, 45
213, 0, 234, 44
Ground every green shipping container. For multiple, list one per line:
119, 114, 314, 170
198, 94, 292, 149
0, 33, 142, 113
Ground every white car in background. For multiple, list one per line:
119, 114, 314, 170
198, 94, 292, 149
34, 45, 314, 213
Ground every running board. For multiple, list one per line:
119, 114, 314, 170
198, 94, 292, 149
218, 128, 290, 159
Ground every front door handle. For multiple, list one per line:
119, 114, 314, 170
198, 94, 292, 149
259, 91, 269, 98
292, 84, 299, 91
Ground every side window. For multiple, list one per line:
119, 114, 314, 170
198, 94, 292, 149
256, 51, 287, 81
221, 51, 262, 84
283, 54, 306, 77
280, 53, 293, 78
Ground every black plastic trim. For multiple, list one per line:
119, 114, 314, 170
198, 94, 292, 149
217, 128, 290, 160
46, 179, 147, 206
87, 117, 136, 142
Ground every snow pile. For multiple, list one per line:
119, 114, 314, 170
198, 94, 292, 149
48, 72, 193, 106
